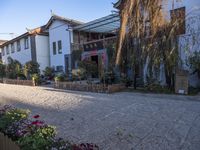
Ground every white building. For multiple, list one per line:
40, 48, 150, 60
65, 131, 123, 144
163, 0, 200, 87
173, 0, 200, 87
0, 26, 50, 72
45, 15, 83, 75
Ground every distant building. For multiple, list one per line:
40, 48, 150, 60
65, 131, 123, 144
0, 40, 7, 61
0, 26, 50, 72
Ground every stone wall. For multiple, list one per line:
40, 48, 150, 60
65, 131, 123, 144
54, 81, 125, 93
3, 79, 34, 86
107, 84, 126, 93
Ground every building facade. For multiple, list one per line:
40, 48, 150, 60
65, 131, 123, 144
0, 26, 50, 72
0, 40, 7, 61
46, 15, 83, 75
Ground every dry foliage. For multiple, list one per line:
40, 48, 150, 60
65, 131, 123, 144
116, 0, 185, 88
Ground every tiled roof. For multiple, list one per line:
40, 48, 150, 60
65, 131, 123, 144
0, 26, 48, 48
0, 40, 7, 45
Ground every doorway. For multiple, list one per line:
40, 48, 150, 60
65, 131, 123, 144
91, 55, 98, 78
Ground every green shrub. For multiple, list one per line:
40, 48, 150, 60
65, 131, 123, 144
17, 73, 27, 80
32, 74, 41, 85
24, 61, 40, 79
144, 83, 173, 94
54, 74, 65, 82
0, 107, 29, 132
17, 126, 56, 150
78, 60, 98, 78
72, 68, 86, 81
101, 71, 116, 85
121, 77, 133, 87
43, 67, 55, 80
6, 57, 22, 79
0, 61, 6, 78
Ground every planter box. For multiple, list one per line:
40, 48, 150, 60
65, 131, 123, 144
3, 79, 34, 86
0, 132, 20, 150
175, 70, 189, 95
107, 84, 126, 93
55, 81, 125, 93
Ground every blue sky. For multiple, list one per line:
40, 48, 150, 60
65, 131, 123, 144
0, 0, 117, 40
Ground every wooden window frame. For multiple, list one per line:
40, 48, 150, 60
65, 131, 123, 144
11, 43, 15, 53
17, 41, 21, 51
53, 42, 57, 55
6, 46, 9, 55
58, 40, 62, 54
24, 37, 29, 49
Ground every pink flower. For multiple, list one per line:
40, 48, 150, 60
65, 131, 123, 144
31, 120, 44, 126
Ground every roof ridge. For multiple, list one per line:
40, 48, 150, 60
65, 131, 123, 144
52, 14, 84, 24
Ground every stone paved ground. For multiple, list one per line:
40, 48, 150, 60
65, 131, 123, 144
0, 84, 200, 150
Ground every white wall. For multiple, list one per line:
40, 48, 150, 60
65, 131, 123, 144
176, 0, 200, 87
1, 37, 32, 65
35, 35, 50, 72
143, 0, 200, 87
48, 20, 71, 72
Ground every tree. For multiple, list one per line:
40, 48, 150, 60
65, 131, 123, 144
24, 61, 40, 79
0, 61, 6, 79
116, 0, 182, 89
78, 60, 98, 79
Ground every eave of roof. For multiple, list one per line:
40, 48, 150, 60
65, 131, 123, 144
113, 0, 122, 9
45, 14, 84, 29
0, 26, 48, 48
0, 32, 29, 48
74, 14, 120, 33
0, 40, 8, 45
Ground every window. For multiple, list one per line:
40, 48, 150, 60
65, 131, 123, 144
17, 41, 21, 51
11, 43, 15, 53
53, 42, 56, 55
58, 40, 62, 54
6, 46, 9, 54
56, 66, 63, 72
2, 48, 5, 56
24, 37, 29, 49
170, 7, 186, 35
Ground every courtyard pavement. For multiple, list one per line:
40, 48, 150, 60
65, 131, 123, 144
0, 83, 200, 150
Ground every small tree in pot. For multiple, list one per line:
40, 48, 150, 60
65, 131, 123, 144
24, 61, 40, 79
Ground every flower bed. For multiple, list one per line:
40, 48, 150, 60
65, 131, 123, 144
54, 81, 125, 93
3, 79, 34, 86
0, 105, 99, 150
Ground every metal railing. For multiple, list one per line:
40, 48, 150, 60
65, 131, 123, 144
71, 36, 117, 51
